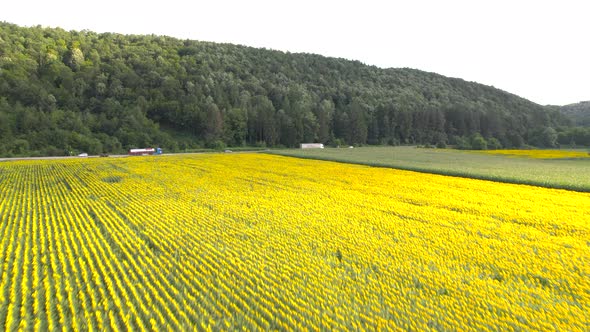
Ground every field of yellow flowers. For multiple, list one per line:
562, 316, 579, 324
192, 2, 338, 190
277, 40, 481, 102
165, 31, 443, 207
0, 153, 588, 330
477, 149, 590, 159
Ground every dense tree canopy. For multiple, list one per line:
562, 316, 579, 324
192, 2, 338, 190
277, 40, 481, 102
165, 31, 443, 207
0, 22, 577, 156
556, 101, 590, 126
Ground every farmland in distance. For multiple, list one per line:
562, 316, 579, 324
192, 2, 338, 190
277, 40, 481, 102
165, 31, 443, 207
271, 146, 590, 192
0, 154, 589, 330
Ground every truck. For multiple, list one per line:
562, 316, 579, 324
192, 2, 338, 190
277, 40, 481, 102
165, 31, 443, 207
300, 143, 324, 149
128, 147, 163, 156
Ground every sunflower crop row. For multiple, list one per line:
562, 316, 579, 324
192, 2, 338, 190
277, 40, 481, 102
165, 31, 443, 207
0, 154, 588, 331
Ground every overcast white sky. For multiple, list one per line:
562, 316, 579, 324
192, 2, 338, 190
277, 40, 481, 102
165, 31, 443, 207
2, 0, 588, 105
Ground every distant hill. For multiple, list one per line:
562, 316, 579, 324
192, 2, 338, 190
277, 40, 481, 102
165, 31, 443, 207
0, 22, 572, 156
559, 101, 590, 126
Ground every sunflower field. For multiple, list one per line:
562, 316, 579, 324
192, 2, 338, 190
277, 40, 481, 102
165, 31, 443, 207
0, 153, 588, 331
476, 149, 590, 159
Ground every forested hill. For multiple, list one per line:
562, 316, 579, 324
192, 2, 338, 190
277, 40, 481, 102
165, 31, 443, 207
558, 101, 590, 126
0, 22, 571, 156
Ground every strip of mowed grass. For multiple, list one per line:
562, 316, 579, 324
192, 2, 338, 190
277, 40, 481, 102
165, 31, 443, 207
268, 146, 590, 192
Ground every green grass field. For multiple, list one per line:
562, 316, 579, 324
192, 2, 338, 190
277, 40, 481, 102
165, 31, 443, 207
269, 146, 590, 192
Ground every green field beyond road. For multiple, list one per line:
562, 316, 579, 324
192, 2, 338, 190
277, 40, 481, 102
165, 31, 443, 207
270, 146, 590, 192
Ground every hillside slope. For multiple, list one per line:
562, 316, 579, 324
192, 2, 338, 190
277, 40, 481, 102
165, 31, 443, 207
0, 22, 570, 156
559, 101, 590, 126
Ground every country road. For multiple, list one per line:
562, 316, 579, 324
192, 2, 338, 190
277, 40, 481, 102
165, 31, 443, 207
0, 151, 261, 162
0, 154, 129, 162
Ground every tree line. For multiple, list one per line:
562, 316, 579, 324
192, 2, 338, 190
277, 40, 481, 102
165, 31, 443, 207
0, 22, 579, 156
